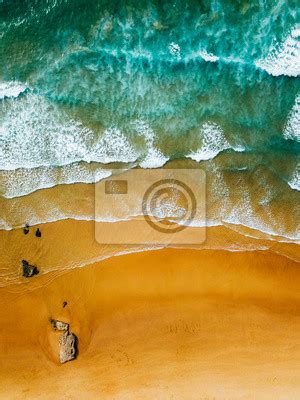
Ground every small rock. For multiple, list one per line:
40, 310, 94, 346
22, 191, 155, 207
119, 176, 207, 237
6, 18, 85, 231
35, 228, 41, 238
23, 224, 30, 235
22, 260, 39, 278
59, 332, 77, 364
51, 319, 69, 331
62, 301, 68, 308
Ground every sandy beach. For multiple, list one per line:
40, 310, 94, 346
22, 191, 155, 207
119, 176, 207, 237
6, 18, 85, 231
0, 226, 299, 399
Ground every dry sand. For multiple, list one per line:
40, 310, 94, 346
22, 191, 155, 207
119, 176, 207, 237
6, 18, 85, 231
0, 237, 299, 399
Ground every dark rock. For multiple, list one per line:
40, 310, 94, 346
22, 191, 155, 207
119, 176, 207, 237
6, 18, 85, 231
62, 301, 68, 308
50, 319, 69, 331
22, 260, 39, 278
35, 228, 41, 237
59, 332, 77, 363
23, 224, 30, 235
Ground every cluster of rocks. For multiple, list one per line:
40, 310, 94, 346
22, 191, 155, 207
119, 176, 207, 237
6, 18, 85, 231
21, 223, 77, 364
21, 225, 42, 278
51, 319, 78, 364
23, 224, 42, 237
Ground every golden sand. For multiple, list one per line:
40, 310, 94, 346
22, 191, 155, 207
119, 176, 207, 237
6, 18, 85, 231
0, 226, 299, 399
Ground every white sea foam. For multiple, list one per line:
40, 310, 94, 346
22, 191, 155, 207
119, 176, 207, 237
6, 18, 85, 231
283, 94, 300, 141
223, 199, 294, 242
183, 49, 219, 64
288, 163, 300, 191
199, 50, 219, 63
0, 93, 171, 172
139, 146, 169, 168
0, 81, 28, 99
168, 42, 181, 59
133, 119, 169, 168
0, 94, 169, 194
255, 26, 300, 77
0, 94, 168, 193
0, 94, 139, 170
87, 126, 139, 164
187, 122, 244, 162
0, 163, 112, 198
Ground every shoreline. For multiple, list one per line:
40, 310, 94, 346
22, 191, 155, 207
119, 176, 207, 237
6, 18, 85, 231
1, 158, 299, 242
0, 221, 299, 288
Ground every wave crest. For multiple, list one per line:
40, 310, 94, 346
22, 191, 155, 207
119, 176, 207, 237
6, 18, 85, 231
255, 26, 300, 77
0, 81, 28, 100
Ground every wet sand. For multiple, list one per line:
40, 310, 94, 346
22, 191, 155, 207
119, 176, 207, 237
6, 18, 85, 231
0, 218, 299, 288
0, 244, 299, 399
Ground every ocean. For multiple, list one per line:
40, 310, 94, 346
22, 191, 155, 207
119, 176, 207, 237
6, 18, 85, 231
0, 0, 299, 241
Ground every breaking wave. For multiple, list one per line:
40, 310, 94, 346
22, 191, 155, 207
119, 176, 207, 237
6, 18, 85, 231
0, 81, 28, 99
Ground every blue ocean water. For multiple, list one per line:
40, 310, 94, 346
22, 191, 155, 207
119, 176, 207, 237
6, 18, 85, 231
0, 0, 299, 239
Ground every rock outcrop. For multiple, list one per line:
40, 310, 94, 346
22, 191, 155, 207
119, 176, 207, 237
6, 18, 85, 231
59, 332, 77, 364
51, 319, 69, 331
50, 318, 78, 364
35, 228, 42, 237
22, 260, 39, 278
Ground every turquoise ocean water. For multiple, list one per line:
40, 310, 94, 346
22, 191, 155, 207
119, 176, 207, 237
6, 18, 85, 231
0, 0, 299, 241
